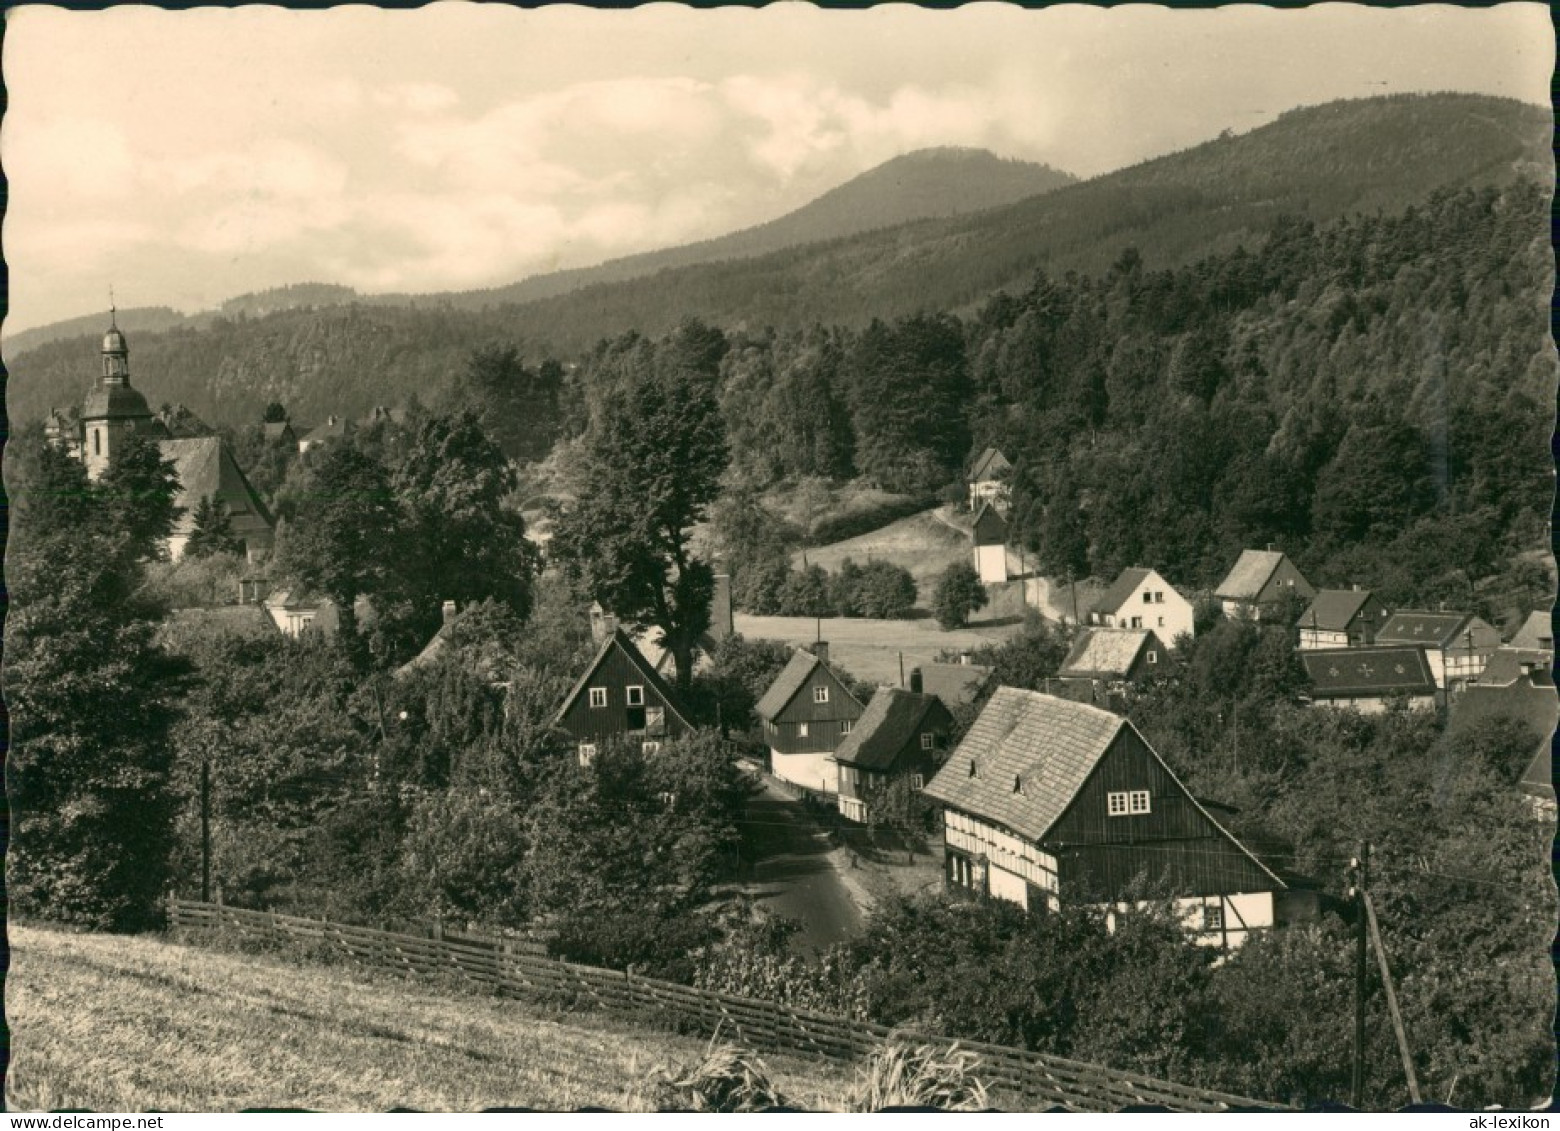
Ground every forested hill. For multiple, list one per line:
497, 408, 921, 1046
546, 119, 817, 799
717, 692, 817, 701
384, 148, 1077, 310
7, 93, 1548, 427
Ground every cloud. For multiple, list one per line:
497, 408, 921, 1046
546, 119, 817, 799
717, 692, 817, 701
147, 139, 349, 200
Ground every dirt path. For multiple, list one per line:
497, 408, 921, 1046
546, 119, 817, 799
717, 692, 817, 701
742, 779, 869, 952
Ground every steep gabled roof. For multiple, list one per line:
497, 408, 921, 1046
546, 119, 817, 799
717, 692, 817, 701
1214, 550, 1286, 602
553, 627, 693, 731
1298, 589, 1376, 632
1059, 628, 1161, 679
971, 501, 1008, 545
1093, 567, 1156, 616
159, 437, 275, 539
917, 662, 994, 709
1473, 647, 1551, 688
755, 647, 861, 720
833, 689, 940, 771
1300, 647, 1436, 698
1509, 610, 1554, 654
924, 688, 1124, 842
968, 447, 1011, 481
1376, 611, 1484, 650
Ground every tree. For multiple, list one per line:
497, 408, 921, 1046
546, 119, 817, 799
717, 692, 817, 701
445, 344, 564, 463
777, 564, 832, 617
96, 430, 184, 560
549, 329, 730, 690
275, 445, 403, 652
8, 433, 189, 930
933, 561, 989, 629
261, 401, 289, 423
184, 495, 245, 559
854, 561, 919, 619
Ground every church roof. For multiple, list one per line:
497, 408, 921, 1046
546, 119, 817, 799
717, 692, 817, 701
159, 437, 275, 540
82, 382, 155, 422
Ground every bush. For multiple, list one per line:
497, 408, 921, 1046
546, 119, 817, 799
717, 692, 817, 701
809, 495, 938, 546
549, 904, 721, 984
932, 561, 988, 629
645, 1037, 789, 1112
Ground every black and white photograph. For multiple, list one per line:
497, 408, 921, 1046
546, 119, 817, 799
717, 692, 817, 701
2, 1, 1554, 1115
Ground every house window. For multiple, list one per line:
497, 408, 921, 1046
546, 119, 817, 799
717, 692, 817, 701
798, 723, 809, 738
1158, 616, 1165, 627
911, 774, 924, 791
1142, 592, 1152, 604
645, 706, 666, 735
1154, 592, 1165, 604
93, 429, 101, 456
920, 732, 935, 751
1130, 616, 1143, 629
588, 687, 608, 709
813, 685, 830, 704
1129, 790, 1151, 814
578, 744, 597, 767
1147, 651, 1158, 665
968, 759, 977, 778
1202, 904, 1224, 931
840, 719, 852, 735
642, 741, 662, 756
626, 685, 645, 707
1107, 791, 1129, 815
1108, 790, 1151, 816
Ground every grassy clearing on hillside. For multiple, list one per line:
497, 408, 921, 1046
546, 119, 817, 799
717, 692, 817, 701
5, 925, 852, 1113
795, 508, 969, 592
734, 613, 1020, 686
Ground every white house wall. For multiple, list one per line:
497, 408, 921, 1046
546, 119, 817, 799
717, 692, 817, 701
1298, 629, 1351, 650
987, 862, 1032, 908
975, 543, 1009, 583
771, 748, 840, 794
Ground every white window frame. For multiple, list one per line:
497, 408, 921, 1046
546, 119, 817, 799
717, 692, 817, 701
626, 685, 645, 707
813, 685, 830, 704
588, 687, 608, 709
642, 741, 662, 756
910, 774, 924, 791
1202, 904, 1224, 931
578, 744, 597, 767
920, 732, 935, 751
1130, 616, 1143, 629
1147, 651, 1158, 665
840, 719, 852, 735
1129, 790, 1151, 814
1107, 791, 1130, 816
797, 722, 809, 738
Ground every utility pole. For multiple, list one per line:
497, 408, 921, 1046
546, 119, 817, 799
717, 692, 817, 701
1349, 842, 1370, 1108
899, 651, 906, 688
1363, 889, 1424, 1105
200, 759, 212, 904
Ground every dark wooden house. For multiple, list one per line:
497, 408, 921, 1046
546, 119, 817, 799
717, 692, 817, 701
1057, 627, 1169, 703
1214, 549, 1315, 622
833, 688, 954, 823
754, 642, 866, 794
553, 628, 693, 764
924, 688, 1289, 948
1297, 588, 1391, 650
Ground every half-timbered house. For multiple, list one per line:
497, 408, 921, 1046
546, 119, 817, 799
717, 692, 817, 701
1296, 588, 1391, 650
754, 642, 866, 794
833, 688, 954, 823
1298, 645, 1438, 712
553, 627, 693, 764
924, 688, 1288, 948
1374, 610, 1500, 688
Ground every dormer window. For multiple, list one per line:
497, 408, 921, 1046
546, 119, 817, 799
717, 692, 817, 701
1013, 775, 1023, 794
969, 759, 977, 778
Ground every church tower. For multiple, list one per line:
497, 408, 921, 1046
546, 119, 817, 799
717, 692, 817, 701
81, 310, 159, 480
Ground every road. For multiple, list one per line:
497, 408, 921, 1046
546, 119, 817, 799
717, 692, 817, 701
742, 778, 865, 953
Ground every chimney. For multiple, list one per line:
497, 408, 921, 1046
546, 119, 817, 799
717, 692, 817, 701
910, 667, 924, 694
710, 573, 734, 643
813, 640, 830, 665
589, 603, 616, 644
442, 599, 457, 626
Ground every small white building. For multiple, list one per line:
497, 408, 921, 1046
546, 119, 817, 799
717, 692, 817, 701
971, 502, 1010, 584
1089, 567, 1195, 643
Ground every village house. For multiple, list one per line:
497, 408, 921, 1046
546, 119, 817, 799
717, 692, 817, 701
970, 501, 1010, 584
1507, 610, 1553, 657
1296, 588, 1391, 650
61, 317, 275, 561
298, 414, 353, 455
1088, 567, 1195, 642
1455, 646, 1557, 804
261, 588, 342, 639
1298, 645, 1439, 713
966, 446, 1013, 511
1057, 627, 1171, 704
1214, 549, 1315, 622
755, 642, 866, 794
1374, 610, 1500, 688
553, 627, 693, 764
911, 658, 995, 712
832, 688, 954, 824
924, 688, 1290, 948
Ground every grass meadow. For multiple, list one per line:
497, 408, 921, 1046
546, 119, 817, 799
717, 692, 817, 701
5, 924, 854, 1113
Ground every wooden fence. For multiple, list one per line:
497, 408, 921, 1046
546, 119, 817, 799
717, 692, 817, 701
168, 898, 1286, 1113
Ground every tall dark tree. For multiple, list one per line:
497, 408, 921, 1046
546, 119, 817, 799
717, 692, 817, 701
96, 430, 184, 560
261, 401, 289, 423
549, 331, 730, 690
184, 495, 244, 559
446, 344, 564, 463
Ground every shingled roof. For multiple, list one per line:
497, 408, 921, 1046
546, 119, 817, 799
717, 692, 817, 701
968, 447, 1011, 481
1214, 550, 1286, 601
160, 437, 275, 544
1376, 611, 1488, 650
833, 688, 940, 771
1298, 589, 1375, 632
1509, 611, 1554, 654
1093, 567, 1155, 616
916, 662, 994, 709
1300, 647, 1437, 698
1059, 628, 1162, 679
923, 688, 1124, 842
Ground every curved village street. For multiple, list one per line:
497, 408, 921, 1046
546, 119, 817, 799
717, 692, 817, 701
742, 778, 866, 952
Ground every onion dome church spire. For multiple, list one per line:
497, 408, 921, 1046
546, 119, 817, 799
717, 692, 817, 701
81, 302, 162, 480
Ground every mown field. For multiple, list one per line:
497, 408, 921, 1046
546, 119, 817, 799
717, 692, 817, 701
733, 613, 1021, 686
794, 507, 970, 591
5, 924, 853, 1113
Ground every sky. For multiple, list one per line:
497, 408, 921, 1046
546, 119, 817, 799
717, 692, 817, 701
2, 2, 1550, 334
